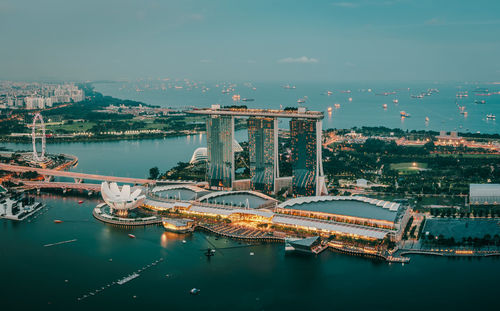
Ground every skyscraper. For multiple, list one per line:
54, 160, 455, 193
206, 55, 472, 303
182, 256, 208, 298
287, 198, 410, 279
189, 106, 325, 195
290, 118, 326, 196
247, 117, 278, 194
206, 115, 234, 189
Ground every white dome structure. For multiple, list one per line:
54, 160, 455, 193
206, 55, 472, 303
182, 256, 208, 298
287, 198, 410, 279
189, 140, 242, 164
101, 182, 146, 212
190, 147, 208, 164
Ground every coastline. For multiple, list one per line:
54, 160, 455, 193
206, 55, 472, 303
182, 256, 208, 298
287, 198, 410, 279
0, 131, 197, 144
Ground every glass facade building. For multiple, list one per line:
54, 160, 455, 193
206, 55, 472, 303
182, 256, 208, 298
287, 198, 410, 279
206, 115, 234, 189
290, 119, 325, 196
248, 117, 278, 194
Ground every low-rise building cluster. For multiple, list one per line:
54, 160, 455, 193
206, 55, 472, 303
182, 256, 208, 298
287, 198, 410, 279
0, 81, 84, 109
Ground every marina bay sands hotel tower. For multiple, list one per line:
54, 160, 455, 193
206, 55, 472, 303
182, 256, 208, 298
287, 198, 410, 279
189, 105, 327, 196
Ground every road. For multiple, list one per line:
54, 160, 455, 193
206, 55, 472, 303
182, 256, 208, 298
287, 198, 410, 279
0, 163, 195, 185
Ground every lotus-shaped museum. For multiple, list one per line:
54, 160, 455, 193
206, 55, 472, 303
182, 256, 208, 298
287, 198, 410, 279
101, 182, 146, 212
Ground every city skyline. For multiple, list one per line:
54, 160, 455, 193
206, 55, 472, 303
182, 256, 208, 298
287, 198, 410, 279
1, 0, 499, 82
1, 1, 500, 309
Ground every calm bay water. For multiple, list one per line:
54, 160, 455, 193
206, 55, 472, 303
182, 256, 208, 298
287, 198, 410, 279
2, 85, 500, 310
95, 81, 500, 134
3, 130, 247, 179
1, 194, 500, 310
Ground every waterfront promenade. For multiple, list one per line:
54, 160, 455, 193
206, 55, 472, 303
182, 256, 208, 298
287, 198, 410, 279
197, 223, 284, 242
396, 248, 500, 258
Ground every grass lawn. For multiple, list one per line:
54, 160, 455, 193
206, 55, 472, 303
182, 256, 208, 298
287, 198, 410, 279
424, 219, 500, 239
46, 121, 96, 132
390, 162, 428, 173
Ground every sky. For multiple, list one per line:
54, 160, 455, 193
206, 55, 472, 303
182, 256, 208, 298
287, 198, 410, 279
0, 0, 499, 82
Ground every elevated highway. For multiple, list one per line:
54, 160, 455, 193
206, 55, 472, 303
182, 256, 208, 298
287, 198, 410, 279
20, 181, 101, 191
0, 163, 196, 185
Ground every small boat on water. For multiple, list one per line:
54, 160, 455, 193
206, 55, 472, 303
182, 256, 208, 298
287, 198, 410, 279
486, 114, 496, 120
348, 97, 353, 102
334, 103, 341, 108
425, 116, 430, 122
78, 200, 84, 204
393, 99, 399, 104
128, 234, 136, 239
54, 220, 63, 224
400, 111, 411, 118
383, 104, 388, 109
297, 98, 306, 104
241, 98, 255, 102
475, 100, 486, 104
190, 288, 201, 295
327, 107, 333, 112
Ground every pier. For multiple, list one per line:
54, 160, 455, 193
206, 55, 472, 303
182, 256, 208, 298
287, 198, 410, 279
1, 202, 46, 221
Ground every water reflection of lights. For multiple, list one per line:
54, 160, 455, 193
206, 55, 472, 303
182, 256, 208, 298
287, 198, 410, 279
161, 232, 168, 248
101, 226, 112, 240
160, 231, 186, 248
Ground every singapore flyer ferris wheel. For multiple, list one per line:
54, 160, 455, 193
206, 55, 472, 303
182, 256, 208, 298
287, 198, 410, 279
32, 113, 46, 162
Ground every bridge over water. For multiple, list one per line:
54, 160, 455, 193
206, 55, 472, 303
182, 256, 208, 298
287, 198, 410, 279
19, 181, 102, 192
0, 163, 196, 185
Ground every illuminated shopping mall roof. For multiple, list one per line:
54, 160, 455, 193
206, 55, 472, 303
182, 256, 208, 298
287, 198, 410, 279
278, 196, 400, 222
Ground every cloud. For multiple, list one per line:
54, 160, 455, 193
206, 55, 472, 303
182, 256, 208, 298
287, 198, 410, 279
331, 2, 360, 8
277, 56, 319, 64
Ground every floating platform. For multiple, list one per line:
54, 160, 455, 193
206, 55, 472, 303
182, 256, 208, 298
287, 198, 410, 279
117, 273, 139, 285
